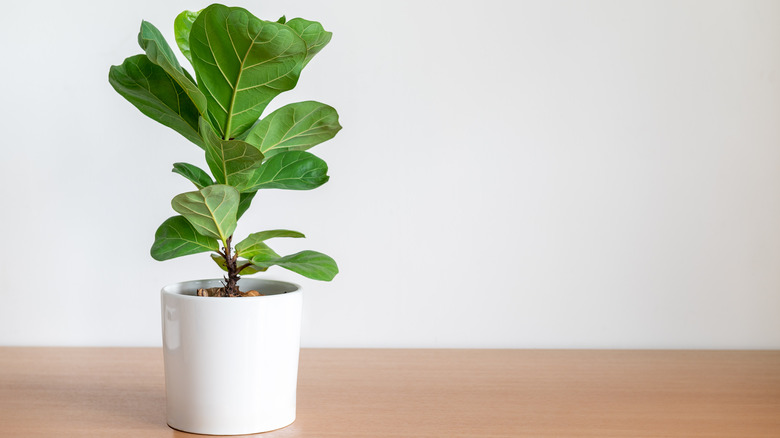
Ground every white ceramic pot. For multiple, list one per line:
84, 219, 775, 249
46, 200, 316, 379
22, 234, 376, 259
161, 278, 302, 435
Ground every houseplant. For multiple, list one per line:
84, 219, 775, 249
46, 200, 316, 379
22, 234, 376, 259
108, 3, 341, 434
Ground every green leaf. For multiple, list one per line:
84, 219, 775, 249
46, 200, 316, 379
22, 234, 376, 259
236, 230, 305, 258
245, 101, 341, 158
244, 150, 329, 191
190, 4, 307, 139
237, 191, 257, 219
174, 10, 200, 64
210, 253, 265, 275
200, 118, 264, 190
236, 240, 279, 261
138, 20, 207, 115
172, 162, 213, 189
171, 184, 239, 242
276, 15, 287, 24
284, 18, 332, 68
251, 250, 338, 281
109, 55, 203, 147
151, 216, 219, 261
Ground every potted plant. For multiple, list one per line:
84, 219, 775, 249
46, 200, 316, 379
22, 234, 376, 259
108, 3, 341, 435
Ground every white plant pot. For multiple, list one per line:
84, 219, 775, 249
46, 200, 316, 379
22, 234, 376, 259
161, 278, 302, 435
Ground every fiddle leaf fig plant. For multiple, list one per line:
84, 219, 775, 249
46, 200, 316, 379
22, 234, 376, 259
109, 4, 341, 297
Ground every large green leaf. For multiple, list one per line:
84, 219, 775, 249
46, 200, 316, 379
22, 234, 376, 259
210, 253, 265, 275
151, 216, 219, 261
244, 150, 329, 191
244, 101, 341, 158
174, 10, 200, 64
189, 4, 307, 139
237, 191, 257, 219
138, 20, 207, 115
284, 18, 332, 68
200, 118, 263, 190
251, 250, 338, 281
109, 55, 203, 147
236, 230, 305, 258
171, 184, 239, 241
172, 162, 213, 189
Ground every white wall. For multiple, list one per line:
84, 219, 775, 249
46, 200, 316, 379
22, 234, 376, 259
1, 0, 778, 348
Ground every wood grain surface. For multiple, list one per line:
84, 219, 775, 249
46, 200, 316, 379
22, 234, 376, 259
0, 348, 778, 437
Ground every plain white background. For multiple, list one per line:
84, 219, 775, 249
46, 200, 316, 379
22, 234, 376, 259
0, 0, 778, 348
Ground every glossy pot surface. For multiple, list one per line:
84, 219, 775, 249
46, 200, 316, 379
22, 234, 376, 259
161, 278, 302, 435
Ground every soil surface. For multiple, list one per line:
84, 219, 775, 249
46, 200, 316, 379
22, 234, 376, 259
196, 287, 262, 297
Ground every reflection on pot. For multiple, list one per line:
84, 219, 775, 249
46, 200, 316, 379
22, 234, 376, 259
164, 305, 180, 350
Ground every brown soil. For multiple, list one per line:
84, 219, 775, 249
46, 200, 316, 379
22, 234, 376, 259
196, 287, 263, 297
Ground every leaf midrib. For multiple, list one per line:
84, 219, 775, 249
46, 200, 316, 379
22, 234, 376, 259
263, 106, 318, 152
223, 22, 265, 139
166, 222, 215, 252
203, 192, 229, 242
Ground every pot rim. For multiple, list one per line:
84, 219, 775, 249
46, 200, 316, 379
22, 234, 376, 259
161, 278, 301, 301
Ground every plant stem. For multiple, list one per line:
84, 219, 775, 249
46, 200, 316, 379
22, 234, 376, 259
222, 236, 240, 297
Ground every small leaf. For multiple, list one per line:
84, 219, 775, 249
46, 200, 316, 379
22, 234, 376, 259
151, 216, 219, 261
174, 10, 200, 64
190, 4, 307, 139
251, 250, 338, 281
236, 230, 305, 258
245, 101, 341, 158
276, 15, 286, 24
237, 240, 279, 261
285, 18, 332, 68
237, 191, 257, 219
244, 150, 329, 191
109, 55, 203, 147
172, 162, 213, 189
171, 184, 239, 241
200, 118, 264, 191
210, 253, 265, 274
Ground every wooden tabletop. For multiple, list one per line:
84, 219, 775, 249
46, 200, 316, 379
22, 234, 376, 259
0, 348, 778, 437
